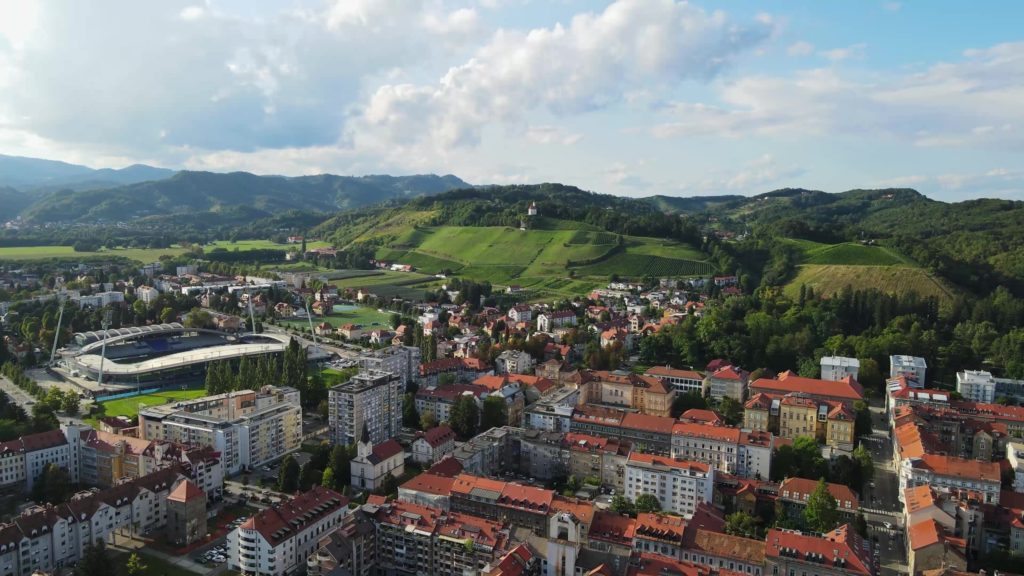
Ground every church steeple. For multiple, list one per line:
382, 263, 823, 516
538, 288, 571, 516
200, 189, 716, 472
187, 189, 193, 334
357, 423, 372, 459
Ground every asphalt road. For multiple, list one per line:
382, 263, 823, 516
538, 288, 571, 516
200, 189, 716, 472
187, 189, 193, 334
863, 400, 909, 576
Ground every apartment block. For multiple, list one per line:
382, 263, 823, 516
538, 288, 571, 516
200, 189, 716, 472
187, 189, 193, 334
624, 453, 713, 519
328, 370, 402, 447
356, 345, 421, 388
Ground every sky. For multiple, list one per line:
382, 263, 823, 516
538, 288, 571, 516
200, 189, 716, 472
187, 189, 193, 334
0, 1, 1022, 202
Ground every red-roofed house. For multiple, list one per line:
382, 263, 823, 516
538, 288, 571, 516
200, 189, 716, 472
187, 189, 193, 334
779, 478, 860, 518
680, 409, 723, 426
398, 472, 456, 510
411, 425, 456, 465
645, 366, 706, 396
580, 370, 675, 417
907, 520, 967, 576
764, 525, 872, 576
707, 365, 749, 402
227, 486, 348, 575
750, 371, 864, 405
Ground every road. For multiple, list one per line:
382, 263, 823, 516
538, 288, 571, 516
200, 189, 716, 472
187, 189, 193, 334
862, 400, 908, 576
0, 374, 92, 428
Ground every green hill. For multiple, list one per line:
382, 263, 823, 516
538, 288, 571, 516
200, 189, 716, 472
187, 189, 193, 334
20, 171, 471, 224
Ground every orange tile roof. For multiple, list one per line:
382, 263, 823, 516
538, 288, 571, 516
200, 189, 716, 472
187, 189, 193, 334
621, 412, 676, 434
908, 519, 944, 551
765, 525, 870, 576
645, 366, 705, 380
680, 409, 723, 425
780, 477, 859, 510
752, 370, 863, 401
628, 452, 710, 473
634, 512, 686, 543
672, 422, 741, 443
399, 472, 455, 496
919, 453, 1000, 483
167, 479, 204, 502
551, 496, 595, 526
451, 474, 507, 497
438, 511, 507, 549
486, 543, 534, 576
692, 529, 766, 565
590, 511, 636, 545
498, 483, 554, 512
239, 486, 347, 546
904, 484, 938, 514
711, 365, 748, 381
627, 554, 746, 576
744, 392, 777, 410
474, 374, 510, 391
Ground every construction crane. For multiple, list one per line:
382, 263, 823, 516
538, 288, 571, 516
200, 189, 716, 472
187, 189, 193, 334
48, 296, 66, 366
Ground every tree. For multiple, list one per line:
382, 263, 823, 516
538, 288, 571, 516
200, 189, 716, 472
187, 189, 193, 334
61, 391, 80, 415
402, 393, 420, 429
421, 411, 438, 430
853, 512, 868, 537
634, 493, 662, 513
854, 400, 873, 439
610, 495, 635, 516
718, 396, 743, 426
75, 539, 110, 576
449, 395, 479, 439
804, 478, 839, 533
724, 511, 761, 538
852, 444, 875, 484
160, 306, 176, 324
322, 467, 335, 489
330, 445, 353, 490
671, 391, 708, 418
480, 396, 507, 431
278, 454, 300, 492
125, 552, 148, 576
298, 461, 319, 491
771, 436, 827, 481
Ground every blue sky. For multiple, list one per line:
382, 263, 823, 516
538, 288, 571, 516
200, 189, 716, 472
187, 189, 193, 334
0, 1, 1022, 201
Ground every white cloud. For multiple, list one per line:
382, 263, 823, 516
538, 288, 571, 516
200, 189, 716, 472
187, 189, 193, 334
682, 154, 805, 193
787, 41, 814, 57
820, 43, 866, 62
873, 168, 1024, 199
350, 0, 774, 150
525, 125, 582, 145
652, 42, 1024, 153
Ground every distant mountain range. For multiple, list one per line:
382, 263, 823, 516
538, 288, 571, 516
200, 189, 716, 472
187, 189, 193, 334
0, 154, 471, 224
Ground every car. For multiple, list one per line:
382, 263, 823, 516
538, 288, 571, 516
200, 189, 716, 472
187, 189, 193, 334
883, 522, 893, 530
869, 482, 876, 488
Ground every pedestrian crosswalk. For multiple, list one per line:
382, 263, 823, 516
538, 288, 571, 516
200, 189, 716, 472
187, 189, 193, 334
861, 507, 899, 517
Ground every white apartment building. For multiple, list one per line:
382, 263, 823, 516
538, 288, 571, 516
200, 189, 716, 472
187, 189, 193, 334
669, 423, 774, 481
821, 356, 860, 382
891, 355, 927, 387
644, 367, 705, 395
625, 453, 714, 518
228, 486, 349, 576
356, 345, 421, 388
899, 454, 1001, 505
0, 467, 191, 576
328, 370, 402, 447
137, 286, 160, 304
956, 369, 1024, 404
496, 350, 535, 375
536, 310, 577, 332
139, 386, 302, 475
23, 430, 71, 490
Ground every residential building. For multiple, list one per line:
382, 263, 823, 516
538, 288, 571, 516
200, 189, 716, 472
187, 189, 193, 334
452, 426, 522, 477
23, 430, 70, 490
227, 486, 349, 576
1009, 441, 1024, 493
0, 466, 194, 576
579, 370, 675, 417
305, 510, 377, 576
764, 525, 872, 576
139, 386, 302, 475
328, 370, 402, 447
684, 529, 765, 576
750, 371, 864, 406
508, 305, 533, 324
743, 393, 776, 434
624, 453, 713, 518
497, 350, 535, 375
137, 286, 160, 304
644, 366, 705, 396
570, 407, 675, 455
565, 433, 631, 493
536, 310, 577, 332
356, 345, 421, 388
891, 355, 928, 387
899, 453, 1001, 504
670, 422, 742, 475
903, 485, 955, 534
450, 474, 554, 532
350, 427, 405, 492
398, 472, 456, 510
632, 512, 686, 560
779, 477, 860, 518
166, 479, 207, 546
821, 356, 860, 382
956, 369, 1024, 404
519, 428, 570, 482
411, 425, 456, 466
906, 520, 967, 576
418, 357, 492, 386
706, 365, 748, 402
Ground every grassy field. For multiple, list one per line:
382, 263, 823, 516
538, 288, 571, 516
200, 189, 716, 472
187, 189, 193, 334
803, 243, 916, 266
280, 306, 393, 329
784, 265, 956, 304
370, 225, 712, 298
0, 239, 331, 263
331, 270, 433, 288
98, 389, 208, 419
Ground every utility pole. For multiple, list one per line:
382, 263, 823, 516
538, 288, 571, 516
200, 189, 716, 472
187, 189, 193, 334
48, 296, 66, 366
245, 285, 257, 335
97, 309, 112, 387
304, 297, 320, 354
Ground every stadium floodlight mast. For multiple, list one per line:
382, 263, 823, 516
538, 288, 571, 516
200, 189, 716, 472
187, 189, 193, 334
245, 285, 258, 335
304, 297, 320, 354
96, 309, 113, 387
48, 295, 67, 367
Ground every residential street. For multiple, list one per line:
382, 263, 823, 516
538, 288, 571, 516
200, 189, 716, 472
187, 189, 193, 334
864, 400, 908, 576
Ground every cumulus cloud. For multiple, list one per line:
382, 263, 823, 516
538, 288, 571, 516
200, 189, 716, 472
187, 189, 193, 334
873, 168, 1024, 199
820, 43, 867, 62
652, 42, 1024, 151
787, 41, 815, 57
350, 0, 775, 150
683, 154, 806, 194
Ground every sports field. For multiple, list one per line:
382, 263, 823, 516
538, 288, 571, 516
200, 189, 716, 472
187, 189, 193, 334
98, 389, 208, 419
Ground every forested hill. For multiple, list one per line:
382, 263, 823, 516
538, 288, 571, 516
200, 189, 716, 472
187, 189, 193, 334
18, 171, 471, 224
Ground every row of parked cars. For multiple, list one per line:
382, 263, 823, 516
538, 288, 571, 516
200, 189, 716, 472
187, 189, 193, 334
196, 544, 228, 565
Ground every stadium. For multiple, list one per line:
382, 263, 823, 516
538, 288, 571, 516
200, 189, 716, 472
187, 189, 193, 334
60, 322, 294, 388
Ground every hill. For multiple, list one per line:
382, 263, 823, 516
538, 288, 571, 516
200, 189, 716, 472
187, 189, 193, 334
0, 154, 175, 191
19, 171, 471, 224
783, 265, 956, 305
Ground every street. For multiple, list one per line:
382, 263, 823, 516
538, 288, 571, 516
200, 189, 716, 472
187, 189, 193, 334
862, 400, 908, 576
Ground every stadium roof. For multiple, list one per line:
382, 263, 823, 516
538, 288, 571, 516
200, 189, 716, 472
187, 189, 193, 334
74, 335, 290, 377
74, 323, 187, 348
